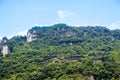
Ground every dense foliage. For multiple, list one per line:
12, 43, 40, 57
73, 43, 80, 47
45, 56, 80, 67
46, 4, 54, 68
0, 24, 120, 80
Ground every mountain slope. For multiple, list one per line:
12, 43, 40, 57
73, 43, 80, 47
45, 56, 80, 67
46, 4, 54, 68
0, 23, 120, 80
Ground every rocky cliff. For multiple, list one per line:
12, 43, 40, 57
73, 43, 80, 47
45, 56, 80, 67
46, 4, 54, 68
27, 31, 36, 42
1, 45, 10, 57
0, 37, 10, 57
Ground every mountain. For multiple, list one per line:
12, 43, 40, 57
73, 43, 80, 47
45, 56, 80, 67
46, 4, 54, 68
0, 23, 120, 80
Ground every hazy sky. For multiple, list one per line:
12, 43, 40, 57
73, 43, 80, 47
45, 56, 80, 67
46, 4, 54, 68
0, 0, 120, 38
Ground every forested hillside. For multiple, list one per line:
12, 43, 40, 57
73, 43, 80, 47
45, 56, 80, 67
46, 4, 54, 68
0, 24, 120, 80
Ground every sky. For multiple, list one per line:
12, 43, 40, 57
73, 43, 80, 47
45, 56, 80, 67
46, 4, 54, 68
0, 0, 120, 39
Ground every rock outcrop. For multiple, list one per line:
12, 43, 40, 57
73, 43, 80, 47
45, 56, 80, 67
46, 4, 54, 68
86, 75, 94, 80
1, 45, 10, 57
65, 30, 76, 37
27, 31, 36, 42
0, 37, 10, 57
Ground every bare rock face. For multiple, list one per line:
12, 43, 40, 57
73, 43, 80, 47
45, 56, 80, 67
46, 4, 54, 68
65, 30, 76, 37
1, 45, 10, 57
86, 75, 94, 80
27, 31, 36, 42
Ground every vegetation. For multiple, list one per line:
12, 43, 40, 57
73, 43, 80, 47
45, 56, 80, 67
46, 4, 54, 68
0, 23, 120, 80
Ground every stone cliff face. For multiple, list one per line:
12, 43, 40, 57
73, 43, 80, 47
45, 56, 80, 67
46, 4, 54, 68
0, 37, 10, 57
27, 31, 36, 42
65, 30, 76, 37
1, 45, 10, 57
